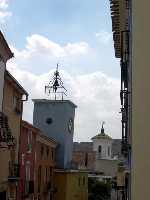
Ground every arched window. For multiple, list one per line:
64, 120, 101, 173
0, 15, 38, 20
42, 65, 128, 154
98, 145, 102, 159
98, 145, 102, 153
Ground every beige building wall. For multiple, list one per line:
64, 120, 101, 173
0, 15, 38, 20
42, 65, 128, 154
132, 1, 150, 199
0, 61, 5, 111
0, 149, 9, 193
95, 159, 118, 177
0, 31, 13, 112
3, 77, 23, 162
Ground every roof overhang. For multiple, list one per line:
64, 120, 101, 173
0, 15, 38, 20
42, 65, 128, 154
110, 0, 128, 58
0, 31, 13, 62
5, 70, 28, 99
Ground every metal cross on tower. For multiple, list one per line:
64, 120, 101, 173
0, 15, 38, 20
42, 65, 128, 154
45, 64, 67, 100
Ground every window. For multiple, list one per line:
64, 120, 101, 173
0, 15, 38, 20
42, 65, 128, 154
0, 54, 3, 62
98, 145, 102, 159
25, 162, 30, 181
12, 95, 21, 114
98, 145, 102, 153
46, 147, 49, 158
49, 167, 53, 177
27, 130, 32, 153
108, 146, 110, 157
83, 176, 86, 186
45, 167, 48, 184
85, 153, 88, 167
46, 118, 53, 125
25, 162, 30, 194
22, 154, 25, 165
38, 166, 41, 193
51, 148, 54, 160
78, 177, 81, 186
41, 146, 44, 159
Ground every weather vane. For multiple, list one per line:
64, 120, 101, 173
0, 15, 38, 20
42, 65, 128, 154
101, 121, 105, 134
45, 63, 67, 100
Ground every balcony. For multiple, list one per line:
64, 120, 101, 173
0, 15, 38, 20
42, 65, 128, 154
8, 162, 19, 182
0, 112, 14, 147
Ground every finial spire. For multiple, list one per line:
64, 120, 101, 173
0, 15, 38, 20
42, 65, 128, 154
45, 63, 67, 100
101, 121, 105, 134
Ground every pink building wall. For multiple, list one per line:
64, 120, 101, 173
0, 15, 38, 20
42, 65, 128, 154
18, 121, 39, 200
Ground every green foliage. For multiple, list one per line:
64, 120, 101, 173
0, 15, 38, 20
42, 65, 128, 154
88, 178, 111, 200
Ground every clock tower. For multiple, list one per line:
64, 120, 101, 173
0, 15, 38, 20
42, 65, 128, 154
33, 65, 77, 169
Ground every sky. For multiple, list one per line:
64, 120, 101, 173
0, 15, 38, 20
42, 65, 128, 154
0, 0, 121, 141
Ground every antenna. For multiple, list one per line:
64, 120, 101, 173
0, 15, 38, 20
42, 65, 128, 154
45, 63, 67, 100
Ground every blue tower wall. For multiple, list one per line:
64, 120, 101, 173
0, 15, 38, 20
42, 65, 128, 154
33, 99, 76, 169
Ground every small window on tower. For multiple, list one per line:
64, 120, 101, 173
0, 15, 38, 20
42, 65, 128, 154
98, 145, 102, 153
46, 118, 53, 125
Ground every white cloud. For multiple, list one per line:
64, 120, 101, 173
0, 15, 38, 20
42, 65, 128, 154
13, 34, 91, 59
7, 34, 121, 141
10, 34, 92, 74
0, 0, 11, 23
96, 30, 112, 45
0, 0, 8, 9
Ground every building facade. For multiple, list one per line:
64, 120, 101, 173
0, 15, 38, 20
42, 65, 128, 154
0, 31, 14, 200
18, 121, 38, 200
35, 133, 57, 200
109, 0, 150, 199
53, 170, 88, 200
73, 125, 120, 177
0, 70, 28, 200
72, 150, 96, 170
0, 31, 13, 113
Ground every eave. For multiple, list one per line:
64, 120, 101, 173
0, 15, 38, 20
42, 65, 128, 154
109, 0, 128, 58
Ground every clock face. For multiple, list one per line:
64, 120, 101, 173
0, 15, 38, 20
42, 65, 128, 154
68, 118, 74, 133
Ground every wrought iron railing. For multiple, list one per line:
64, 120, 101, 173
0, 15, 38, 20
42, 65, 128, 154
8, 162, 19, 182
120, 30, 130, 157
0, 112, 14, 147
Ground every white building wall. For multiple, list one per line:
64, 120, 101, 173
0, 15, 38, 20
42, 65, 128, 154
93, 138, 112, 160
0, 60, 5, 112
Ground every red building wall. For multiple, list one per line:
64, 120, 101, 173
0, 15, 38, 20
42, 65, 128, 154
18, 121, 39, 200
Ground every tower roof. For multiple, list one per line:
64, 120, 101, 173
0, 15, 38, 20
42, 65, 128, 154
91, 122, 112, 140
32, 99, 77, 108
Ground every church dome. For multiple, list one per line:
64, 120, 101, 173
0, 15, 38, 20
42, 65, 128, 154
91, 122, 112, 140
91, 133, 112, 140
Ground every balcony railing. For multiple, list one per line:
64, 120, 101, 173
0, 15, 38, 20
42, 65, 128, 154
8, 162, 19, 182
0, 112, 14, 147
120, 30, 131, 158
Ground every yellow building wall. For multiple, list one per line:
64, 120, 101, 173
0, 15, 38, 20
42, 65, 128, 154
66, 173, 88, 200
0, 78, 23, 197
132, 1, 150, 200
53, 173, 67, 200
0, 149, 9, 192
3, 80, 22, 162
54, 171, 88, 200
